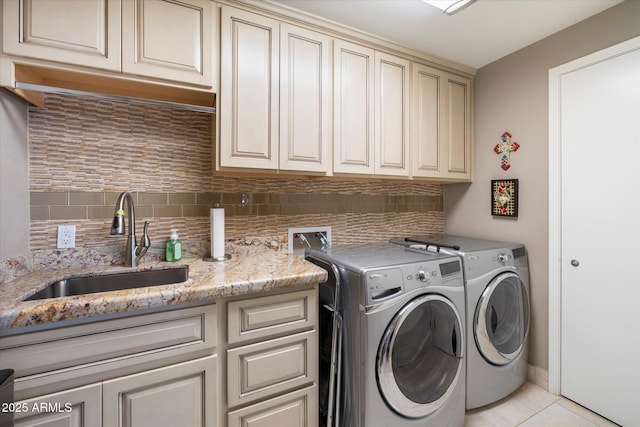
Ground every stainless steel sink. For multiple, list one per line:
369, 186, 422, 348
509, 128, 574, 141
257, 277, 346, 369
24, 266, 189, 301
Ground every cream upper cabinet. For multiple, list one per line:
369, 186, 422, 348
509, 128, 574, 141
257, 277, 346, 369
219, 6, 280, 170
217, 4, 472, 180
333, 43, 409, 177
2, 0, 122, 71
444, 73, 472, 180
279, 23, 331, 173
374, 51, 410, 177
1, 0, 216, 88
122, 0, 215, 87
333, 39, 375, 175
219, 7, 331, 173
411, 63, 443, 177
411, 63, 472, 180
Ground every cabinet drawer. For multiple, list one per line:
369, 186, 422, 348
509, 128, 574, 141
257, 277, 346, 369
228, 385, 317, 427
0, 304, 216, 378
228, 289, 316, 344
227, 330, 317, 408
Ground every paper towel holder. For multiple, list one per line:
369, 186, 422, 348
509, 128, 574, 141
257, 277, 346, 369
203, 253, 232, 262
204, 205, 232, 262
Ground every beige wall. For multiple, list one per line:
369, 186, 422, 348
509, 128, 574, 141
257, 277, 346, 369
445, 0, 640, 370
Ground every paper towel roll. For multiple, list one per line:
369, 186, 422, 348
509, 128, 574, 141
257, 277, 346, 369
211, 208, 225, 259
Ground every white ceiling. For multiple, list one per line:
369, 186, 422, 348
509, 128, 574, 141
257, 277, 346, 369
269, 0, 624, 69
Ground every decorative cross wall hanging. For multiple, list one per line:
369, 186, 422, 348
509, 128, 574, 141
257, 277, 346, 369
494, 131, 520, 171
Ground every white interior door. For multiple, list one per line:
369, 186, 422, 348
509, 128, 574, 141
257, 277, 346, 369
560, 45, 640, 427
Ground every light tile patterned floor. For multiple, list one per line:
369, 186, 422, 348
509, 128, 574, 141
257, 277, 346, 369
464, 382, 619, 426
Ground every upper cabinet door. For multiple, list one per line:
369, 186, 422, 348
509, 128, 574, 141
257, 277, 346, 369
333, 39, 375, 175
122, 0, 215, 88
411, 64, 472, 181
219, 6, 279, 170
411, 63, 444, 178
374, 51, 410, 177
444, 74, 472, 180
2, 0, 121, 71
279, 24, 331, 173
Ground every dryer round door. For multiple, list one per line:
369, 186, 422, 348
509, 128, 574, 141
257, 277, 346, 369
377, 294, 464, 419
474, 272, 530, 366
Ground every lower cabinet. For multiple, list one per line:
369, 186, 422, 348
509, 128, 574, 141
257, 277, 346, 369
226, 290, 318, 426
3, 289, 319, 427
227, 385, 317, 427
13, 356, 216, 427
227, 330, 316, 407
14, 383, 102, 427
103, 356, 217, 427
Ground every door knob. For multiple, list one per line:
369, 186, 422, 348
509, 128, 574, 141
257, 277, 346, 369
570, 259, 580, 267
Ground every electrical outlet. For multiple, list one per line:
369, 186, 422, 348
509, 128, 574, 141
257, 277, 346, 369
57, 225, 76, 249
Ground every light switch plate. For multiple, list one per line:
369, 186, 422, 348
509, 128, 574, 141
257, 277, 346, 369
57, 225, 76, 249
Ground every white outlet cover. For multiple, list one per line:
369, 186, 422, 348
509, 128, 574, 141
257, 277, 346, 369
57, 225, 76, 249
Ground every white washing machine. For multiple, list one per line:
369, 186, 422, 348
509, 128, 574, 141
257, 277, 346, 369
391, 235, 530, 410
306, 242, 466, 426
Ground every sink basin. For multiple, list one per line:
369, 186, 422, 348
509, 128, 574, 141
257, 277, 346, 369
24, 266, 189, 301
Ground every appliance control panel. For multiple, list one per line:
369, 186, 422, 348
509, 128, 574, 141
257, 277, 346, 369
364, 259, 462, 306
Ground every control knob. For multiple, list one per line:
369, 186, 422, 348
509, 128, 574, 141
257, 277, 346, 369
417, 269, 431, 282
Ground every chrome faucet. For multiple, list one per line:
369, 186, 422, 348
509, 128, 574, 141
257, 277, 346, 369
110, 192, 151, 267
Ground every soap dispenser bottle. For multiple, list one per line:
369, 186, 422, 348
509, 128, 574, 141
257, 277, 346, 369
166, 229, 182, 262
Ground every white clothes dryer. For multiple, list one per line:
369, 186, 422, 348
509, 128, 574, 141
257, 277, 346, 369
392, 235, 530, 410
307, 242, 466, 426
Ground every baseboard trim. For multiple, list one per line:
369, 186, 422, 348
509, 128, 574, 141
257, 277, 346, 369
527, 364, 550, 392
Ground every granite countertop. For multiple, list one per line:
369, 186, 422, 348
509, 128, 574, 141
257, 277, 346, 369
0, 238, 328, 332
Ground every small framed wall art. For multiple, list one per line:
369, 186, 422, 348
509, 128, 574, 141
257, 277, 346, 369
491, 179, 518, 217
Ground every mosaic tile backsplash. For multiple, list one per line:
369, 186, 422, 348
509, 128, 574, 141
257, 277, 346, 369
28, 94, 444, 255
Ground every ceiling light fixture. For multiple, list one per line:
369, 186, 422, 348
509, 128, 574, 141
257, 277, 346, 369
422, 0, 477, 15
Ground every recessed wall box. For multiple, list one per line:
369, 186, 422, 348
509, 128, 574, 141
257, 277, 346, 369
288, 226, 331, 256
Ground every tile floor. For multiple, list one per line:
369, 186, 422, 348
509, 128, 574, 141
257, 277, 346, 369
464, 382, 619, 426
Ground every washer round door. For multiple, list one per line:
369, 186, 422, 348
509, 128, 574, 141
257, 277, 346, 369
377, 294, 464, 419
474, 272, 530, 366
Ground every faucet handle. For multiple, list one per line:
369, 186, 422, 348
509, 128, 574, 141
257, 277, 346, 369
140, 221, 151, 248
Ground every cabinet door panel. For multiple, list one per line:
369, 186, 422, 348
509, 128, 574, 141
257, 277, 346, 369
375, 52, 409, 176
446, 76, 471, 179
220, 7, 279, 170
333, 40, 374, 174
279, 24, 331, 173
2, 0, 121, 71
122, 0, 214, 87
227, 330, 316, 408
14, 383, 101, 427
228, 385, 318, 427
412, 64, 442, 177
103, 356, 216, 427
410, 65, 472, 181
